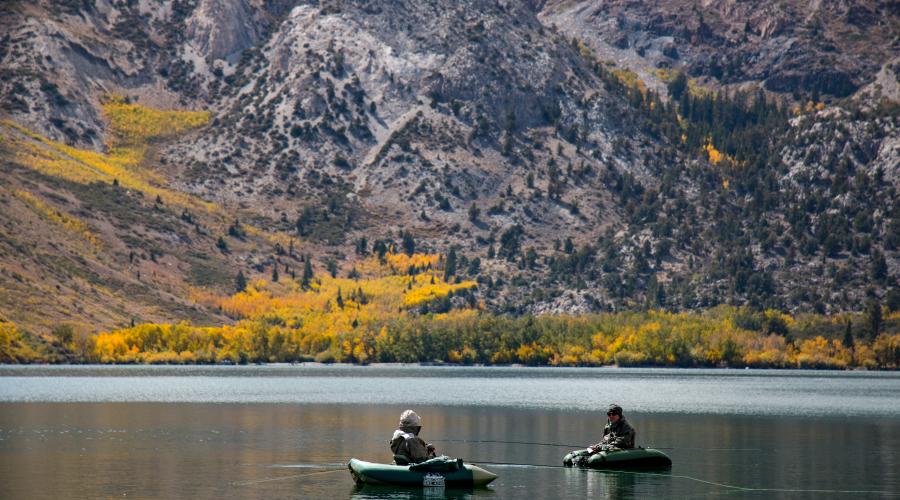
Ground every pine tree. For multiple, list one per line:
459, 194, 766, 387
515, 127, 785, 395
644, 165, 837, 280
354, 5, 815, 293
444, 248, 457, 281
336, 288, 344, 309
871, 250, 888, 282
235, 270, 247, 293
402, 231, 416, 256
842, 320, 854, 349
302, 260, 314, 289
668, 71, 689, 103
355, 237, 368, 255
228, 220, 244, 239
271, 265, 279, 282
865, 297, 882, 341
216, 237, 228, 252
373, 240, 388, 261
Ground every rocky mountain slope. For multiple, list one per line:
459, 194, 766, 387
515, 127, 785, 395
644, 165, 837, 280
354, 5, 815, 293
1, 0, 898, 335
540, 0, 899, 99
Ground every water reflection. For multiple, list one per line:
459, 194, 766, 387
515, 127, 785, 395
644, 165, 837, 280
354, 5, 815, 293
350, 484, 492, 499
1, 369, 899, 499
1, 403, 897, 499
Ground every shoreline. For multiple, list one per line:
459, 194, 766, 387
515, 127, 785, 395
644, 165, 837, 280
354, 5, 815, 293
1, 362, 897, 372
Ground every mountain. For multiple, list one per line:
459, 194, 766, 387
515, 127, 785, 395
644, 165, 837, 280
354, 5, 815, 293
1, 0, 898, 338
540, 0, 899, 99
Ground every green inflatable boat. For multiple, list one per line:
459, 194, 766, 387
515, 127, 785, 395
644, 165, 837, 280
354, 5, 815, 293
563, 448, 672, 469
348, 457, 498, 488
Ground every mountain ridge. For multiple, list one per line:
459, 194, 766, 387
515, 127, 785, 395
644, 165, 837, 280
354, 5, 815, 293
0, 0, 897, 339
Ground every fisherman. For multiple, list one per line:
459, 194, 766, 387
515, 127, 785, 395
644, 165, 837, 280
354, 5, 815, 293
390, 409, 437, 465
588, 403, 635, 452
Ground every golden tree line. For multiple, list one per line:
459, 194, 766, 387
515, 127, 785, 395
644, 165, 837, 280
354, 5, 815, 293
3, 253, 897, 368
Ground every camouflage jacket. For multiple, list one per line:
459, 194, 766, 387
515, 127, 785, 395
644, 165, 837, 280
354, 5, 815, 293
594, 418, 636, 450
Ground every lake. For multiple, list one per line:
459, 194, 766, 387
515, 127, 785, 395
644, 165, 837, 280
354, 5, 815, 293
1, 365, 898, 499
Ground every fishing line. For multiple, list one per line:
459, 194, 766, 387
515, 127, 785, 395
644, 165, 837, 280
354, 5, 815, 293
432, 438, 583, 448
611, 470, 892, 495
236, 460, 890, 495
468, 460, 568, 469
465, 462, 891, 495
231, 467, 345, 486
432, 438, 760, 452
652, 447, 761, 451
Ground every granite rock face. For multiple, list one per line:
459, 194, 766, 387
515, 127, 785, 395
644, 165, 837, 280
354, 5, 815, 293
1, 0, 897, 318
540, 0, 898, 98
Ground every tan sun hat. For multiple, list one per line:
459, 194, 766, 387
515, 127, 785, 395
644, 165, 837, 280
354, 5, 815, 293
399, 409, 422, 428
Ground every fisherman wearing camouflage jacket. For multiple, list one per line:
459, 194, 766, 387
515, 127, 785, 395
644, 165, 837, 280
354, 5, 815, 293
589, 404, 636, 452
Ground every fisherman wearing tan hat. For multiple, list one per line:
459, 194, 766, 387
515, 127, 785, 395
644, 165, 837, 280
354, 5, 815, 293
390, 409, 438, 465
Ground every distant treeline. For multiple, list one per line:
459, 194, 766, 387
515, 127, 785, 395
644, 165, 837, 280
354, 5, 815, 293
3, 308, 898, 369
3, 254, 898, 369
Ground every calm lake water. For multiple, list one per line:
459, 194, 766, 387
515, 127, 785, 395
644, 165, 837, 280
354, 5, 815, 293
1, 365, 898, 499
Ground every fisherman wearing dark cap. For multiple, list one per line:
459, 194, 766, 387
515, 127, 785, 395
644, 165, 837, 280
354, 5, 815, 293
588, 404, 635, 452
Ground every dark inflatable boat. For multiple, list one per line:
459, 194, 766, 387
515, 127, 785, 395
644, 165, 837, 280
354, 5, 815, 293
563, 448, 672, 469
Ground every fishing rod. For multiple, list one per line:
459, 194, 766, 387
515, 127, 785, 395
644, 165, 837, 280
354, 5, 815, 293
432, 438, 760, 452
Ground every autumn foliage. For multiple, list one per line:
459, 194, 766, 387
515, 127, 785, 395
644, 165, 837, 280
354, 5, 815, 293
1, 97, 214, 214
101, 95, 210, 146
0, 321, 39, 363
3, 298, 900, 368
73, 254, 900, 369
89, 254, 480, 364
